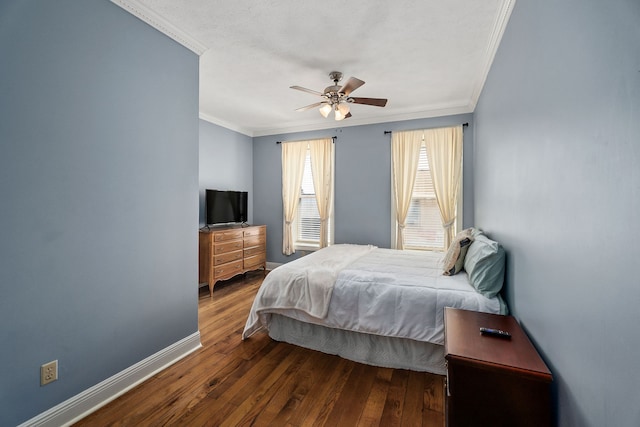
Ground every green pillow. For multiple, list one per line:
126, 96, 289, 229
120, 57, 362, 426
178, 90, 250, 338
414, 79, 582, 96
463, 233, 506, 298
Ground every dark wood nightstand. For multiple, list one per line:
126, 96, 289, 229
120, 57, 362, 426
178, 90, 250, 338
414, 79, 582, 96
444, 307, 553, 427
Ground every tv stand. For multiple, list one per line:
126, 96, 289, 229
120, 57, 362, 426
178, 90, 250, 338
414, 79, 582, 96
198, 224, 266, 297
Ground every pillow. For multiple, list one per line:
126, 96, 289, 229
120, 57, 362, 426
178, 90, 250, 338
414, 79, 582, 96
463, 233, 506, 298
470, 227, 483, 238
442, 228, 474, 276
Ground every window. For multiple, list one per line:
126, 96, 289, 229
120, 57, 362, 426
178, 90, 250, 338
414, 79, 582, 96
391, 126, 463, 251
403, 145, 445, 250
281, 138, 334, 255
295, 145, 334, 250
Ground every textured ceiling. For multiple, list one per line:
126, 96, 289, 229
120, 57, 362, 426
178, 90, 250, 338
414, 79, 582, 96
114, 0, 515, 136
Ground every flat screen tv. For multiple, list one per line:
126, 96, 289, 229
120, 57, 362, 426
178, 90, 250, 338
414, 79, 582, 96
205, 189, 248, 225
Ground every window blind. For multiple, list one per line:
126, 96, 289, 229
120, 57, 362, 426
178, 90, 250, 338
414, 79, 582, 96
404, 144, 445, 250
297, 149, 321, 244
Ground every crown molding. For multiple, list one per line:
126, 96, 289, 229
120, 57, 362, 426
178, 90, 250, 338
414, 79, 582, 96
250, 104, 473, 137
468, 0, 516, 110
200, 105, 473, 138
111, 0, 207, 55
198, 112, 255, 137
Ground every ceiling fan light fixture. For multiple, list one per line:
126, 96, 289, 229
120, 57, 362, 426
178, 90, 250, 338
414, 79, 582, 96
319, 103, 332, 118
334, 102, 350, 120
337, 103, 350, 115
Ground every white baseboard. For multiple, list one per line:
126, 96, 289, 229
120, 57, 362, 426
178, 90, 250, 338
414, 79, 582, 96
19, 331, 202, 427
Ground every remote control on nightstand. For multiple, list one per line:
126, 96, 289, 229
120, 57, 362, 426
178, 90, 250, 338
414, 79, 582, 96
480, 327, 511, 339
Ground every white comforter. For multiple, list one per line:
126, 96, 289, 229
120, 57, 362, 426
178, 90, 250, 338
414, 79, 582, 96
242, 244, 502, 345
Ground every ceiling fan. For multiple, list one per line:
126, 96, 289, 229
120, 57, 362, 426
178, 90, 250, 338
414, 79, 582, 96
291, 71, 388, 121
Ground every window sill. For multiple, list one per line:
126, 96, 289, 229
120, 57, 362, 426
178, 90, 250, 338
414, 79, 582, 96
294, 244, 321, 252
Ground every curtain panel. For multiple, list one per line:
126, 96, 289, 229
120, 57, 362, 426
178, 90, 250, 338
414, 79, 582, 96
281, 140, 307, 255
309, 138, 334, 249
391, 130, 423, 250
424, 125, 463, 248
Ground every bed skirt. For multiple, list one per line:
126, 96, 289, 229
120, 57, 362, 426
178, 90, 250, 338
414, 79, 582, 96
267, 314, 447, 375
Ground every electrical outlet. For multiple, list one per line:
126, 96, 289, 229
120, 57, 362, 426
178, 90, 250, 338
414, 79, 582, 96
41, 360, 58, 386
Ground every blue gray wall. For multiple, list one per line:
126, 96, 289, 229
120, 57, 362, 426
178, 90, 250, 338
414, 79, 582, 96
199, 120, 254, 226
0, 1, 200, 425
253, 114, 474, 264
473, 0, 640, 425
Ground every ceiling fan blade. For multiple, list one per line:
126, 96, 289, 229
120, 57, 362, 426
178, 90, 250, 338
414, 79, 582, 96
349, 97, 388, 107
340, 77, 365, 96
290, 85, 324, 96
295, 102, 325, 112
344, 112, 352, 119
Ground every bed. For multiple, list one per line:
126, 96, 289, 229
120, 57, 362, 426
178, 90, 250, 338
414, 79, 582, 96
242, 230, 507, 375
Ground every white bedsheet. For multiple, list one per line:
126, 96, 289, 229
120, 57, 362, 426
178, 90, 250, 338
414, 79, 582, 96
242, 245, 502, 344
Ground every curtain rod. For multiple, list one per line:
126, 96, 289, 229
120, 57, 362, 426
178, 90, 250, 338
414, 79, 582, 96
383, 122, 468, 135
276, 136, 337, 144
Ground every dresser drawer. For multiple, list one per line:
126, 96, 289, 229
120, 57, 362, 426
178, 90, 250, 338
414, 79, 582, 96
243, 226, 265, 238
244, 253, 266, 270
214, 260, 243, 280
244, 245, 264, 258
214, 229, 244, 242
214, 239, 244, 254
244, 235, 266, 248
214, 250, 243, 265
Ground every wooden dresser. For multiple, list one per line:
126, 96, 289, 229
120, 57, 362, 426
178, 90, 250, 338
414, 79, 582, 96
199, 225, 266, 296
444, 307, 553, 427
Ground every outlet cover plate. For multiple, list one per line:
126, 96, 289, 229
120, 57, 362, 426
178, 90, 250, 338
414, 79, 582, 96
41, 360, 58, 386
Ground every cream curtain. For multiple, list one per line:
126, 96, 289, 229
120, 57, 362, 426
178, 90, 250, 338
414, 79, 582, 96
391, 130, 423, 249
309, 138, 334, 249
281, 140, 307, 255
424, 125, 463, 248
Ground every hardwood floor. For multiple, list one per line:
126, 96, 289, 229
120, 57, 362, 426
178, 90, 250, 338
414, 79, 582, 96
74, 272, 445, 426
